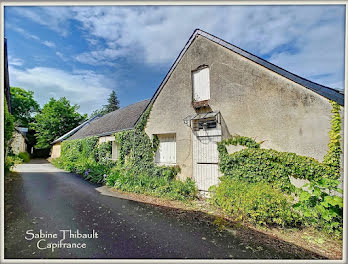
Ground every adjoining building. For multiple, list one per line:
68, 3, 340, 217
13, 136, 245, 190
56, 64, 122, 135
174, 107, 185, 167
10, 127, 29, 155
50, 99, 150, 159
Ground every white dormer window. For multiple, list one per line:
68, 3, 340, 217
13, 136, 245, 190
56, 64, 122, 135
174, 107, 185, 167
192, 66, 210, 102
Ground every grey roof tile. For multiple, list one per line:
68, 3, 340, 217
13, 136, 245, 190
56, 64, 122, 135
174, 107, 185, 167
66, 99, 150, 141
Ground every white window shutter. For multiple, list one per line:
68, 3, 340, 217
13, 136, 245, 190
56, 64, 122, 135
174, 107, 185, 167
193, 67, 210, 101
155, 134, 176, 165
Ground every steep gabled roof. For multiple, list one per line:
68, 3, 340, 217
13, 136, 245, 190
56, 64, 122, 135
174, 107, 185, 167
146, 29, 344, 110
66, 99, 151, 141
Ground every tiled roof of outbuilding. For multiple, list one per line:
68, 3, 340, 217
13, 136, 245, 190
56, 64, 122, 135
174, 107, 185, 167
66, 99, 150, 141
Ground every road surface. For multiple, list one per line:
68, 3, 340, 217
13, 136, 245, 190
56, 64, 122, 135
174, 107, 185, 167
4, 159, 324, 259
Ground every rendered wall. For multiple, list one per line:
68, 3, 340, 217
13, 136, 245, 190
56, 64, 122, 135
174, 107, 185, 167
145, 35, 343, 180
51, 142, 61, 159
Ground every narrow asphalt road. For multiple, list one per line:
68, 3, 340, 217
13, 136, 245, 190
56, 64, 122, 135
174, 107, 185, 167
5, 159, 324, 260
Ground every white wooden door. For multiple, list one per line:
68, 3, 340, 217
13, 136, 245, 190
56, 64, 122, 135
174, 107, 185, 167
193, 129, 221, 192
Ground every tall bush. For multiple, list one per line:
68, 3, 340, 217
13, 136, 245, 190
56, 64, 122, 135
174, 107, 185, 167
4, 97, 14, 171
209, 177, 301, 227
4, 97, 14, 151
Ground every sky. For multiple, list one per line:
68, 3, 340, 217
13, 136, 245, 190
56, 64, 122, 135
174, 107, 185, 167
4, 5, 346, 115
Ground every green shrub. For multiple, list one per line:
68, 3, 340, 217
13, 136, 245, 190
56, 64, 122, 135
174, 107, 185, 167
5, 155, 24, 171
53, 108, 197, 202
106, 164, 197, 201
293, 178, 343, 235
217, 102, 343, 235
55, 136, 114, 184
219, 146, 330, 193
18, 152, 30, 163
209, 177, 301, 227
4, 157, 14, 172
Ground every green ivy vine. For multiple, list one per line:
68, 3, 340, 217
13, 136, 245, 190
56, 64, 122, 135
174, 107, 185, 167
323, 101, 342, 179
53, 136, 114, 183
112, 106, 197, 200
214, 101, 343, 234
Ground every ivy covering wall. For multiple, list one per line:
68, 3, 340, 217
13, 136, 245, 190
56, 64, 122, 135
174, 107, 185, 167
108, 107, 197, 200
4, 97, 15, 171
211, 101, 343, 235
53, 100, 343, 233
323, 101, 343, 179
54, 107, 197, 201
53, 137, 114, 183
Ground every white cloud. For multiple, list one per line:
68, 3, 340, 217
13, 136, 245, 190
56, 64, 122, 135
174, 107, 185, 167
7, 24, 40, 41
86, 38, 99, 46
9, 66, 114, 114
55, 51, 68, 61
71, 5, 345, 89
13, 6, 72, 36
75, 48, 128, 66
11, 5, 345, 90
7, 24, 59, 50
42, 40, 56, 48
8, 56, 24, 66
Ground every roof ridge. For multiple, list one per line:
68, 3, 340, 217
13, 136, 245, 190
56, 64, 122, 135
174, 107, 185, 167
99, 98, 151, 118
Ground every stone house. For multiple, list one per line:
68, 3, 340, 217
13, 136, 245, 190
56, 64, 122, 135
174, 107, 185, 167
144, 29, 344, 191
10, 127, 29, 155
52, 29, 344, 192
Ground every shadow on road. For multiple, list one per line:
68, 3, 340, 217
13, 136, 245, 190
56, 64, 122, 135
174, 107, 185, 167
4, 159, 327, 259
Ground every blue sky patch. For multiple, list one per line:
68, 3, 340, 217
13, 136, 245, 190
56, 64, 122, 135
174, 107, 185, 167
4, 5, 345, 115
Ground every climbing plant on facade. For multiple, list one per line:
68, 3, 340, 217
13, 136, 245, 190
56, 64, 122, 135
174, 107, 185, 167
213, 100, 343, 234
54, 105, 197, 201
111, 106, 197, 200
53, 137, 114, 183
323, 100, 342, 179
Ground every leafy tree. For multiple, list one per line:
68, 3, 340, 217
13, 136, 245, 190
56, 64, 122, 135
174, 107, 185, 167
10, 87, 40, 127
4, 97, 14, 153
32, 97, 87, 149
90, 91, 120, 118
